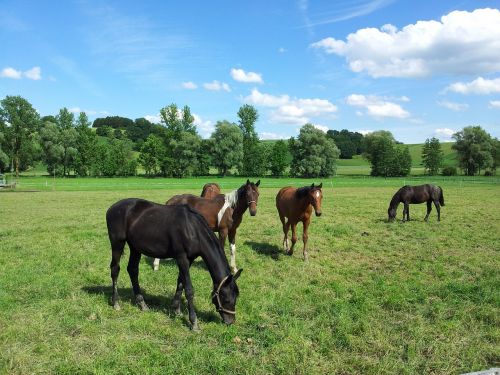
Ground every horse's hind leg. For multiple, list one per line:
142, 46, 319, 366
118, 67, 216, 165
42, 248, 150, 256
434, 201, 441, 221
403, 203, 410, 221
171, 258, 194, 315
127, 246, 149, 311
424, 201, 432, 221
110, 239, 125, 310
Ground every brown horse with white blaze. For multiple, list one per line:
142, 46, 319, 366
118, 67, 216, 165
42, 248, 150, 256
276, 183, 323, 261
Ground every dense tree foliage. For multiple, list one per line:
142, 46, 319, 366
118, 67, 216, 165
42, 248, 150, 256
422, 137, 443, 175
326, 129, 364, 159
452, 126, 494, 176
268, 140, 291, 176
289, 124, 340, 178
0, 95, 41, 176
238, 104, 265, 176
364, 131, 412, 177
210, 120, 243, 176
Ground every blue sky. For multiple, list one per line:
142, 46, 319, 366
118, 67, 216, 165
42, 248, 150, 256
1, 0, 499, 143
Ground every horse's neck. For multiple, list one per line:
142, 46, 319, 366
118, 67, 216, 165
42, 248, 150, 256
390, 193, 401, 208
297, 194, 312, 211
225, 189, 246, 215
200, 246, 231, 285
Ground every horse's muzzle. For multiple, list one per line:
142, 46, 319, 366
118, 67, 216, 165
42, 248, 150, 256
315, 211, 322, 217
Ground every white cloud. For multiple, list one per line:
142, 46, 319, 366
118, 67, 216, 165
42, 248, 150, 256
313, 124, 329, 133
259, 132, 288, 140
68, 107, 83, 113
244, 88, 337, 125
278, 47, 286, 53
435, 128, 456, 139
230, 68, 263, 84
24, 66, 41, 80
358, 129, 373, 135
1, 66, 42, 80
437, 101, 469, 111
203, 80, 231, 92
311, 8, 500, 78
489, 100, 500, 109
346, 94, 410, 119
445, 77, 500, 95
1, 67, 22, 79
144, 114, 161, 124
193, 114, 214, 138
182, 81, 197, 89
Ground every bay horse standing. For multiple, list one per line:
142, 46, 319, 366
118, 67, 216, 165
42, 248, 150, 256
388, 184, 445, 222
106, 198, 242, 330
201, 183, 221, 199
276, 183, 323, 261
154, 180, 260, 273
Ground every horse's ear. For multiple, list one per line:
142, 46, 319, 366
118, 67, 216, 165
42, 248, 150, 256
318, 183, 323, 189
246, 179, 250, 185
255, 180, 260, 187
233, 268, 243, 280
311, 183, 315, 187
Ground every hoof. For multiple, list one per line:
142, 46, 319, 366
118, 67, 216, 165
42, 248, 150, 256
232, 267, 238, 274
303, 254, 309, 262
191, 322, 201, 332
113, 303, 121, 311
138, 301, 149, 311
286, 250, 293, 256
153, 265, 159, 271
173, 306, 182, 316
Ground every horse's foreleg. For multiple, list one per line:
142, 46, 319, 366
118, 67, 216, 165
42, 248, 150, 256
127, 247, 148, 311
177, 256, 199, 331
228, 228, 238, 273
281, 218, 290, 253
289, 223, 298, 256
218, 228, 228, 252
171, 274, 184, 315
425, 201, 432, 221
110, 240, 125, 310
153, 258, 160, 271
403, 203, 410, 221
434, 201, 441, 221
302, 219, 310, 261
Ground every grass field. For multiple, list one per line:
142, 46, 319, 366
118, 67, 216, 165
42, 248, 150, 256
1, 177, 499, 374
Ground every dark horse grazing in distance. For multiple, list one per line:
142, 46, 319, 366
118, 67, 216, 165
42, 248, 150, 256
154, 180, 260, 273
106, 198, 242, 330
276, 183, 323, 261
388, 184, 445, 222
201, 182, 221, 199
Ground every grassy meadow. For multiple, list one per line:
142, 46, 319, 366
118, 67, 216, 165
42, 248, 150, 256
0, 176, 499, 374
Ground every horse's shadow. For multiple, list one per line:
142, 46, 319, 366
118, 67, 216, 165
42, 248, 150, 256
244, 241, 281, 260
81, 285, 219, 324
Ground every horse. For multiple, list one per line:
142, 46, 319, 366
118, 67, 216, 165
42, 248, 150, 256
276, 183, 323, 261
106, 198, 243, 330
153, 179, 260, 273
201, 182, 221, 199
388, 184, 445, 222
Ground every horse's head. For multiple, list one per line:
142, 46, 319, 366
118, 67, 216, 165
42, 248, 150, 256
309, 183, 323, 217
242, 179, 260, 216
387, 207, 397, 222
212, 269, 243, 325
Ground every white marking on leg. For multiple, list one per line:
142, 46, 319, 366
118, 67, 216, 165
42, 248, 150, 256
153, 258, 160, 271
230, 243, 237, 272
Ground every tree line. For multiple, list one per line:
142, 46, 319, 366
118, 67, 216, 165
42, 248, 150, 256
0, 95, 498, 178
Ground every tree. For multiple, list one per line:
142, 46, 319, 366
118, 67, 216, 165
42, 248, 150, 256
97, 139, 136, 177
422, 137, 443, 175
364, 131, 411, 177
139, 134, 165, 177
452, 126, 493, 175
0, 131, 8, 172
195, 139, 212, 176
237, 104, 265, 176
289, 124, 340, 178
40, 121, 64, 175
0, 95, 41, 176
56, 107, 74, 130
74, 112, 98, 176
268, 140, 291, 177
491, 138, 500, 174
170, 132, 201, 178
326, 129, 364, 159
210, 121, 243, 176
55, 108, 77, 176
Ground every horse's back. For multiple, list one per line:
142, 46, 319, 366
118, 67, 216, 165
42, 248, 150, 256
106, 198, 155, 241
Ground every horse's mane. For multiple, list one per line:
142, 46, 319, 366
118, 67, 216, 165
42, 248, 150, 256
295, 186, 313, 199
225, 188, 240, 208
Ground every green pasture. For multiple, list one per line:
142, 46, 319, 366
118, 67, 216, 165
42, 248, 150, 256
0, 177, 499, 374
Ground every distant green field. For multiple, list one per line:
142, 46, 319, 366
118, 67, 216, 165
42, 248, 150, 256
1, 176, 498, 374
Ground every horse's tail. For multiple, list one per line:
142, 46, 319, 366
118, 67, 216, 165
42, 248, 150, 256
438, 186, 445, 206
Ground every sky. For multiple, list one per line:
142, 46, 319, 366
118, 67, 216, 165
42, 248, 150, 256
1, 0, 499, 143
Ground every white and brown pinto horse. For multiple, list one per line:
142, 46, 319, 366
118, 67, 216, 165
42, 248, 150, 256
153, 180, 260, 273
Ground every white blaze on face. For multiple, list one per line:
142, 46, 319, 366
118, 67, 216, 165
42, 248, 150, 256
316, 191, 320, 198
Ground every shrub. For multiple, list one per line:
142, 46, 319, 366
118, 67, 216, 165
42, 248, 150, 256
441, 166, 457, 176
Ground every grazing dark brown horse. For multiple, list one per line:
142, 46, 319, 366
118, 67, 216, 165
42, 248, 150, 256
154, 180, 260, 273
201, 183, 221, 199
276, 183, 323, 261
106, 198, 242, 330
388, 184, 445, 222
